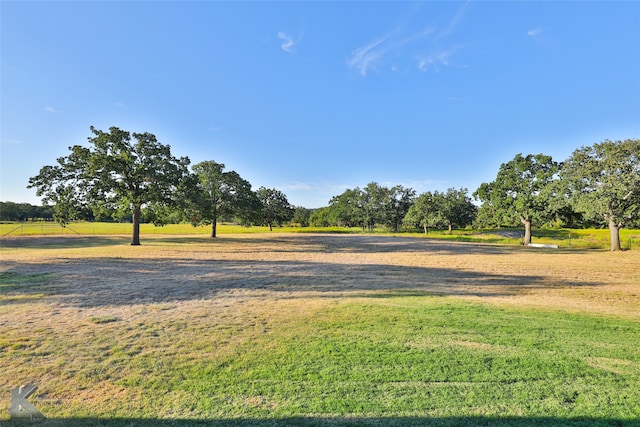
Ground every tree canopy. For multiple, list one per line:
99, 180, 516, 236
28, 126, 191, 245
256, 187, 294, 231
474, 153, 560, 245
561, 139, 640, 251
401, 188, 476, 234
190, 160, 259, 237
327, 183, 415, 232
23, 129, 639, 250
403, 191, 446, 234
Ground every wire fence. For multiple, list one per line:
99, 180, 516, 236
0, 222, 214, 236
1, 222, 130, 236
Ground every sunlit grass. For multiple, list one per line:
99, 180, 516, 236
0, 221, 261, 236
2, 221, 639, 250
1, 233, 639, 425
1, 293, 638, 423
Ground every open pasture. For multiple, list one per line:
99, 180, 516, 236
1, 234, 639, 426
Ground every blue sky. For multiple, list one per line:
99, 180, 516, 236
2, 1, 639, 209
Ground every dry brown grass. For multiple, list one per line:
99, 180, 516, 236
2, 233, 638, 316
1, 233, 639, 418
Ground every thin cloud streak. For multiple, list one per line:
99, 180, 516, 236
528, 28, 544, 37
347, 2, 468, 76
347, 36, 390, 76
437, 0, 471, 40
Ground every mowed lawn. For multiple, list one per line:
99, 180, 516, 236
1, 233, 639, 426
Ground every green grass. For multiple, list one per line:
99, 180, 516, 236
4, 298, 639, 425
1, 233, 639, 426
0, 271, 52, 292
397, 228, 640, 250
180, 301, 639, 420
88, 315, 119, 324
2, 221, 639, 250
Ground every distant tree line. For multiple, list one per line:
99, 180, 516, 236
23, 126, 639, 250
309, 184, 476, 235
0, 202, 54, 221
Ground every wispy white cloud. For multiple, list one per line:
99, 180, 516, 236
437, 0, 471, 40
348, 2, 469, 77
278, 32, 294, 52
416, 46, 460, 72
44, 106, 61, 113
347, 36, 391, 76
527, 28, 544, 37
278, 31, 303, 53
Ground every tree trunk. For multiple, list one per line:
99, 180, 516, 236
609, 217, 622, 251
423, 224, 428, 235
448, 222, 453, 234
131, 204, 141, 246
522, 218, 532, 245
268, 222, 273, 231
211, 207, 217, 238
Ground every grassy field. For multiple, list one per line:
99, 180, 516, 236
1, 221, 639, 250
0, 233, 639, 426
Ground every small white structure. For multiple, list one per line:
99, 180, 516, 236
527, 243, 559, 249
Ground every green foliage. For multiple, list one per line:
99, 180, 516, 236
256, 187, 295, 230
0, 201, 54, 221
440, 188, 477, 231
24, 130, 639, 250
309, 207, 335, 227
404, 188, 476, 233
561, 139, 640, 250
326, 183, 415, 232
189, 161, 259, 237
328, 187, 365, 228
291, 206, 311, 227
403, 191, 446, 233
27, 126, 191, 244
474, 153, 560, 244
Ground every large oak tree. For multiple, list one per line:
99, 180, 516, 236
474, 153, 559, 245
561, 139, 640, 251
28, 126, 191, 245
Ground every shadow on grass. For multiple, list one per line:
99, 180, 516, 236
0, 252, 602, 308
0, 233, 601, 255
1, 233, 605, 308
1, 416, 635, 426
0, 235, 131, 250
